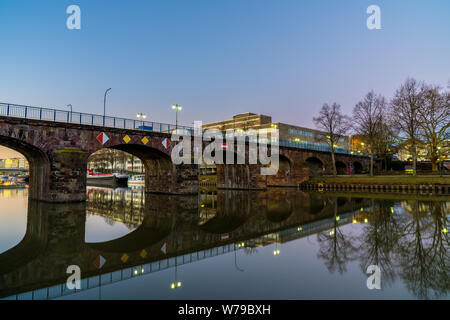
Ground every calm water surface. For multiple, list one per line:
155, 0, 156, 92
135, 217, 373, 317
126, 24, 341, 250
0, 187, 448, 300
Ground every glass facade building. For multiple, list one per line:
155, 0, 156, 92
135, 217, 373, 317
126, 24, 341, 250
202, 113, 351, 154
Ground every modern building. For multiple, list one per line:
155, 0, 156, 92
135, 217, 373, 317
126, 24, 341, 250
202, 112, 351, 152
0, 157, 29, 170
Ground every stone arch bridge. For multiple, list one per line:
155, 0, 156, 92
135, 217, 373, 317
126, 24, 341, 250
0, 114, 368, 202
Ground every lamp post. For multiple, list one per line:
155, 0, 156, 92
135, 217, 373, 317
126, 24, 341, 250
67, 104, 72, 122
437, 146, 442, 177
350, 151, 354, 175
171, 104, 182, 130
136, 113, 147, 120
103, 88, 111, 126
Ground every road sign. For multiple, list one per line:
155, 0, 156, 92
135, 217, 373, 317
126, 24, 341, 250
162, 138, 171, 149
161, 242, 170, 254
220, 233, 230, 241
93, 255, 106, 269
96, 132, 110, 145
121, 253, 129, 263
123, 135, 131, 143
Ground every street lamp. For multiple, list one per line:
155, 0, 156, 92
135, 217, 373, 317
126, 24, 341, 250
136, 113, 147, 119
171, 104, 182, 130
103, 88, 112, 126
350, 151, 354, 175
67, 104, 72, 122
437, 146, 442, 177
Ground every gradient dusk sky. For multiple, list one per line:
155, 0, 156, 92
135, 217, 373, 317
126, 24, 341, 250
0, 0, 449, 128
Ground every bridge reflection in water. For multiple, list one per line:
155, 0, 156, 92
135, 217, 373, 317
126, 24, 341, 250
0, 187, 448, 300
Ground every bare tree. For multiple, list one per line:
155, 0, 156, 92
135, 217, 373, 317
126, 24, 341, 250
352, 91, 387, 176
313, 103, 350, 176
416, 85, 450, 172
374, 113, 399, 172
390, 78, 424, 176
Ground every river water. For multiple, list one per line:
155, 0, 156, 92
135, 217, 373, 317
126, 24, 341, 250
0, 187, 448, 300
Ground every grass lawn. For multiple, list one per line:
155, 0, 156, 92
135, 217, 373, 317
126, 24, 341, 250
309, 175, 450, 185
199, 175, 217, 182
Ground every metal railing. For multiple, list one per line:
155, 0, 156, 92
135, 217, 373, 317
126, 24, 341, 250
278, 139, 370, 156
0, 102, 194, 134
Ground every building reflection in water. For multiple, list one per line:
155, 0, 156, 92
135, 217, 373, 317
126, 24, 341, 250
0, 187, 447, 300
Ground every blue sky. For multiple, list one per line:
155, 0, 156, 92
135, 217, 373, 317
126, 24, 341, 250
0, 0, 449, 128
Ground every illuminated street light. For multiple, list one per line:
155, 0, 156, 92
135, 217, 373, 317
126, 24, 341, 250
136, 113, 147, 119
437, 146, 442, 177
172, 104, 182, 130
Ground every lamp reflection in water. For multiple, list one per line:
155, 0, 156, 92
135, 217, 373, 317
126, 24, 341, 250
170, 262, 182, 290
235, 242, 245, 272
273, 233, 281, 256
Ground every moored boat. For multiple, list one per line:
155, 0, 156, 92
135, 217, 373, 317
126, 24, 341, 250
87, 169, 129, 187
128, 174, 145, 185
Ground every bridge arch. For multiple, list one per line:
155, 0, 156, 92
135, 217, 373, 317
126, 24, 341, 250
306, 157, 324, 175
353, 161, 363, 174
308, 194, 326, 215
266, 198, 293, 222
198, 190, 251, 234
0, 136, 50, 201
0, 200, 48, 274
335, 161, 347, 175
267, 154, 293, 186
88, 144, 177, 194
86, 215, 172, 253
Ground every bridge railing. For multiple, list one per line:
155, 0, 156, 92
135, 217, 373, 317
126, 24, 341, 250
0, 102, 194, 135
278, 139, 368, 156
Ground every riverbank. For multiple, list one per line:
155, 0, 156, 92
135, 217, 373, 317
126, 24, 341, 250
0, 185, 27, 189
309, 175, 450, 185
304, 175, 450, 194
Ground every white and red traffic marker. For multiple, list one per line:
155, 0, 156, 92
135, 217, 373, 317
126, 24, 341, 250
162, 138, 171, 149
221, 143, 228, 150
161, 242, 170, 254
96, 132, 110, 145
93, 255, 106, 269
220, 233, 230, 241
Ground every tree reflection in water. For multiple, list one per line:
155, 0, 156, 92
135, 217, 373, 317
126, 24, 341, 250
316, 196, 449, 299
0, 188, 447, 300
316, 197, 359, 275
396, 200, 449, 299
